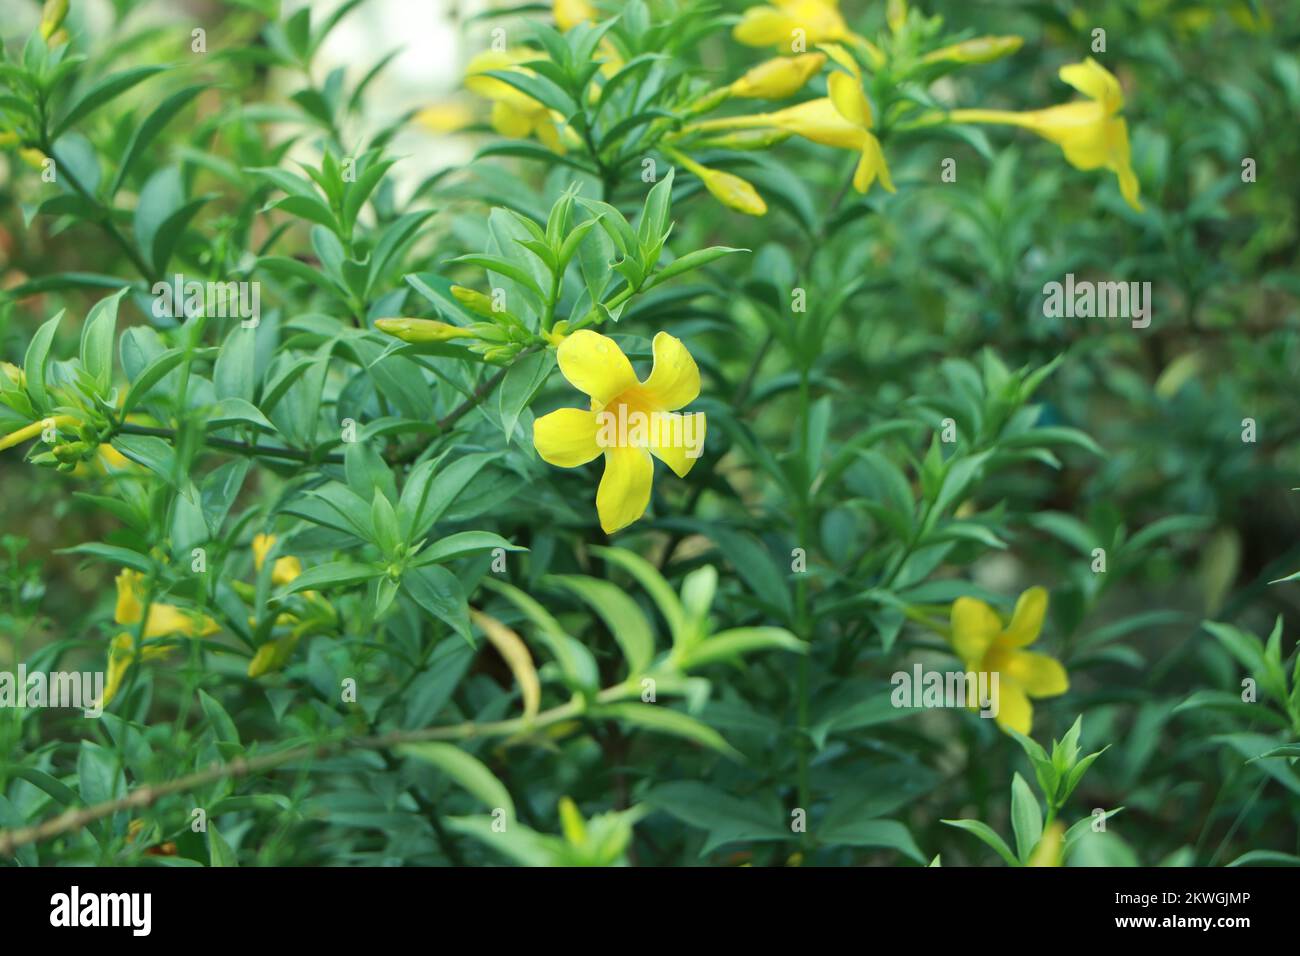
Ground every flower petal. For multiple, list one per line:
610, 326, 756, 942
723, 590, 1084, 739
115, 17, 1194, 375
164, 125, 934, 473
648, 412, 707, 478
639, 331, 701, 410
853, 133, 894, 193
114, 569, 144, 626
993, 679, 1033, 736
1058, 57, 1123, 112
828, 70, 871, 127
1003, 586, 1048, 647
596, 445, 653, 533
557, 330, 638, 405
1005, 650, 1069, 698
534, 407, 602, 467
951, 596, 1001, 662
733, 7, 795, 47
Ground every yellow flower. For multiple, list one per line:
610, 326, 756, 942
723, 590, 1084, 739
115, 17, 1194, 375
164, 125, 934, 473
532, 330, 706, 533
375, 317, 475, 344
685, 45, 892, 195
948, 586, 1068, 736
554, 0, 597, 31
466, 49, 566, 153
114, 568, 220, 638
734, 0, 850, 49
251, 533, 303, 587
921, 36, 1023, 66
0, 414, 79, 453
949, 58, 1142, 211
728, 52, 826, 99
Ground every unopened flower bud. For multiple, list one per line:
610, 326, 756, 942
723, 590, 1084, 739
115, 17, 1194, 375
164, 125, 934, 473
374, 317, 473, 343
729, 53, 826, 99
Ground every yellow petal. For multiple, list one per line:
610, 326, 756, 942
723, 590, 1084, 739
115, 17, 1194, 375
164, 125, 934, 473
1003, 586, 1047, 647
102, 634, 135, 706
729, 53, 826, 99
638, 331, 702, 410
993, 679, 1033, 735
766, 98, 867, 149
248, 633, 300, 678
114, 569, 145, 626
596, 445, 653, 533
921, 35, 1023, 65
142, 603, 218, 640
828, 71, 871, 127
556, 330, 638, 404
491, 99, 536, 139
1058, 57, 1123, 113
648, 412, 706, 478
554, 0, 596, 31
1105, 117, 1143, 211
1004, 650, 1069, 698
853, 133, 894, 193
272, 556, 303, 587
951, 596, 1001, 662
251, 533, 276, 573
733, 8, 796, 47
534, 407, 602, 467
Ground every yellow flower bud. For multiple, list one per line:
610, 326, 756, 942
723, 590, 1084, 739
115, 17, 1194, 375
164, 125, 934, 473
40, 0, 69, 41
0, 131, 20, 148
374, 317, 474, 343
544, 320, 569, 347
248, 633, 300, 678
19, 147, 46, 170
694, 129, 793, 151
685, 160, 768, 216
450, 285, 496, 317
922, 36, 1023, 65
729, 53, 826, 99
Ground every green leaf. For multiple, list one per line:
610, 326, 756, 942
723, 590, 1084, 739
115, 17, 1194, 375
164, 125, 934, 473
403, 564, 472, 643
497, 349, 554, 440
1009, 773, 1043, 863
110, 84, 206, 196
595, 702, 740, 760
79, 288, 126, 394
678, 627, 806, 670
941, 818, 1021, 866
545, 574, 655, 675
55, 65, 167, 137
398, 742, 515, 819
23, 311, 63, 409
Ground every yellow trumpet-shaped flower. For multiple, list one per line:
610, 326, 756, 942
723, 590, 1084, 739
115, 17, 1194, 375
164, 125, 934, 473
251, 533, 303, 587
734, 0, 850, 49
728, 52, 827, 99
466, 49, 567, 153
949, 58, 1143, 211
114, 569, 220, 639
948, 586, 1068, 736
685, 45, 892, 195
532, 330, 707, 534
